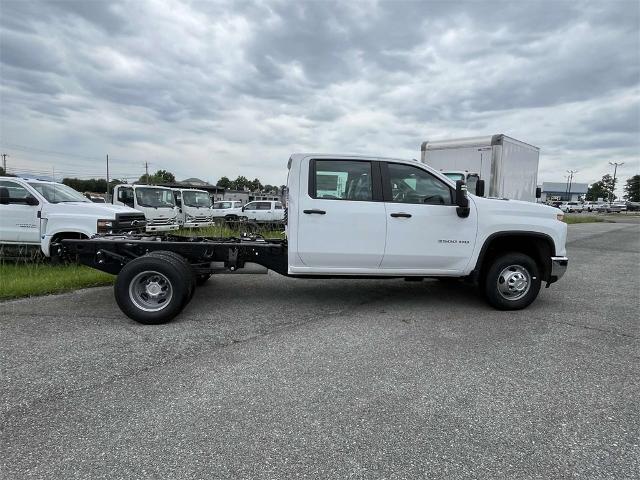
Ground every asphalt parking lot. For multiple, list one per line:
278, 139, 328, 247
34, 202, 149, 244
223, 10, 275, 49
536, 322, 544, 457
1, 222, 638, 479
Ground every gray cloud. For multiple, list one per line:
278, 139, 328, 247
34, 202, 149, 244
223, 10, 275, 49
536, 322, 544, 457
0, 0, 638, 188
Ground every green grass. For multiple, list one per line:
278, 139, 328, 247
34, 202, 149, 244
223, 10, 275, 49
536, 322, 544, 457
563, 215, 606, 224
0, 263, 114, 301
175, 223, 285, 239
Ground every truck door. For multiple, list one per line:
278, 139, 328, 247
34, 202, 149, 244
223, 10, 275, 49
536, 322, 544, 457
380, 162, 477, 273
0, 180, 41, 244
297, 159, 386, 269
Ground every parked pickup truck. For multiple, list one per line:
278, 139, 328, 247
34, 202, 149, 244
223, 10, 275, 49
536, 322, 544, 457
0, 176, 146, 258
62, 154, 568, 324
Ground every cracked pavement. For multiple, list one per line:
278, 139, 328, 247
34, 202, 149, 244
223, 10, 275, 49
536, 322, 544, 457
1, 222, 638, 479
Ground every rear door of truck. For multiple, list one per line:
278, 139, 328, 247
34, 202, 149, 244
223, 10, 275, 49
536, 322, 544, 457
297, 158, 386, 269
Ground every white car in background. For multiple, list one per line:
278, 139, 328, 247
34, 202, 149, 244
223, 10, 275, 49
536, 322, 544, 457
560, 201, 583, 213
241, 200, 285, 224
211, 200, 244, 222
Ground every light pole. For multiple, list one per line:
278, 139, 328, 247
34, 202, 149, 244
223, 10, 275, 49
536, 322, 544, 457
566, 170, 577, 201
608, 162, 624, 203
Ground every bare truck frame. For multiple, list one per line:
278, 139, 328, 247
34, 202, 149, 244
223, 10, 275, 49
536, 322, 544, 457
63, 233, 287, 324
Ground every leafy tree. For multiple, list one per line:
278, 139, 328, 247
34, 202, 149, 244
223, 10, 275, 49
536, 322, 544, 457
250, 178, 262, 192
624, 174, 640, 202
586, 174, 616, 201
216, 176, 233, 189
138, 169, 175, 185
232, 175, 250, 190
0, 166, 15, 177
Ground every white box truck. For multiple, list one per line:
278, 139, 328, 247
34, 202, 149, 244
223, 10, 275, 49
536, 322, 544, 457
112, 184, 180, 232
171, 188, 214, 228
421, 134, 541, 202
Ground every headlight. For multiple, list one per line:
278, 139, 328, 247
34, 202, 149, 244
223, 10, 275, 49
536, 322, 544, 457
97, 219, 114, 233
556, 213, 564, 221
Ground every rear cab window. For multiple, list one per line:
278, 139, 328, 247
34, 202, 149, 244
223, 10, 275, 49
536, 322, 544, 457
309, 159, 379, 201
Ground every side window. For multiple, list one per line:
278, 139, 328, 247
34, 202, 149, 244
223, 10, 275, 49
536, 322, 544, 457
312, 160, 373, 201
257, 202, 271, 210
244, 202, 257, 211
275, 202, 283, 210
118, 187, 134, 206
387, 163, 452, 205
0, 180, 31, 203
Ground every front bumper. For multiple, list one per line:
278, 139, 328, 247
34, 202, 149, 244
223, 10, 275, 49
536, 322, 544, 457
550, 256, 569, 282
145, 224, 179, 232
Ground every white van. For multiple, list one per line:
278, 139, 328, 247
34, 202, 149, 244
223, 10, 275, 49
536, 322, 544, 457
0, 176, 145, 257
112, 184, 179, 232
172, 188, 213, 228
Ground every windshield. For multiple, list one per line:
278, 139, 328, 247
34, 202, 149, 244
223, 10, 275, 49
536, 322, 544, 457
28, 182, 90, 203
444, 172, 465, 182
135, 187, 176, 208
182, 191, 211, 208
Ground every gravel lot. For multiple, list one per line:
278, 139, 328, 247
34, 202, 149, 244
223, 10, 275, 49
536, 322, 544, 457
1, 222, 638, 479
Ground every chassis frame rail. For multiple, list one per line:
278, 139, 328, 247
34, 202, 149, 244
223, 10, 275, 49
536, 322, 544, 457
62, 233, 288, 276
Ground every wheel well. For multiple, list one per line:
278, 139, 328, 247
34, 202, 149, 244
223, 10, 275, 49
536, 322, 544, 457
475, 233, 554, 282
52, 232, 89, 243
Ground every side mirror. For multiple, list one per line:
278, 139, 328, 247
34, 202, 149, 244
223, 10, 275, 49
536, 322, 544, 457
475, 180, 485, 197
455, 180, 470, 218
25, 195, 39, 206
536, 187, 542, 199
0, 187, 9, 205
241, 206, 245, 212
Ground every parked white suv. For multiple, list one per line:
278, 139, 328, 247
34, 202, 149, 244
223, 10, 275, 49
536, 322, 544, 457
559, 201, 583, 213
0, 177, 145, 257
211, 200, 244, 222
241, 200, 285, 223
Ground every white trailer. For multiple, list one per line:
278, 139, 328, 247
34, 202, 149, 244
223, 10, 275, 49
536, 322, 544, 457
421, 134, 541, 202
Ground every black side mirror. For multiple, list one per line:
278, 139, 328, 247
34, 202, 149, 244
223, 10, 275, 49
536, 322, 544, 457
25, 195, 39, 206
536, 187, 542, 199
475, 180, 485, 197
455, 180, 470, 218
241, 206, 245, 212
0, 187, 8, 205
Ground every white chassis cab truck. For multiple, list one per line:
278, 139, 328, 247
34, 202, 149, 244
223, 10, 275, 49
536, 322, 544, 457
0, 177, 146, 258
63, 154, 568, 324
112, 184, 179, 233
421, 135, 541, 202
172, 188, 214, 228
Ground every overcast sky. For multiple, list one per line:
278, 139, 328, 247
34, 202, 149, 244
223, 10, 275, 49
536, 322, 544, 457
1, 0, 638, 189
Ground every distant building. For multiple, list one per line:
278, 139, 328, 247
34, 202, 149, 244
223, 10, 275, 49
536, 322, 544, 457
222, 189, 284, 205
181, 177, 211, 187
541, 182, 589, 202
160, 179, 225, 201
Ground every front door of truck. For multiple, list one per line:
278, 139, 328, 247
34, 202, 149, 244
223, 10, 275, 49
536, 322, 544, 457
0, 180, 41, 244
380, 162, 477, 274
297, 158, 386, 269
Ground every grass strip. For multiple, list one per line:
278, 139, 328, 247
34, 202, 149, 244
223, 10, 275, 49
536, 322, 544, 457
0, 263, 114, 301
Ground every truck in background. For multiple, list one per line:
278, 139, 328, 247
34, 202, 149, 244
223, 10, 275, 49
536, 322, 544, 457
0, 176, 145, 258
171, 188, 214, 228
421, 134, 541, 202
112, 184, 180, 233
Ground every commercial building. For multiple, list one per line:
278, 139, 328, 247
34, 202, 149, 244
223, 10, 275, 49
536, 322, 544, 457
540, 182, 588, 202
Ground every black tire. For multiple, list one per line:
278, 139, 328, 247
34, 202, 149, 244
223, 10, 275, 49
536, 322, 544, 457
483, 252, 541, 310
196, 274, 212, 286
146, 251, 197, 301
114, 255, 189, 324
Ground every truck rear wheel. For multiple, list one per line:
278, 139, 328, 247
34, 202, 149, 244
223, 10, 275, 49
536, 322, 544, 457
483, 252, 541, 310
146, 251, 197, 301
114, 255, 189, 324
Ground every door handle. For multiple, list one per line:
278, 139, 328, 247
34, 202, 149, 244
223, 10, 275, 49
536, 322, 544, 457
390, 212, 412, 218
303, 209, 326, 215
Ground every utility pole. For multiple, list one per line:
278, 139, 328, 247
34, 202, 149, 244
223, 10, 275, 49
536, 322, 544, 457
106, 154, 110, 201
609, 162, 624, 203
145, 161, 149, 184
1, 153, 8, 172
566, 170, 577, 201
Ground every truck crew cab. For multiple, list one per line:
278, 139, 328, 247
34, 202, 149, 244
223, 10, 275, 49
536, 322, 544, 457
63, 154, 568, 324
0, 176, 145, 258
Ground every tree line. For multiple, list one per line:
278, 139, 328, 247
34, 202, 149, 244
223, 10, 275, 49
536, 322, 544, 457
586, 174, 640, 202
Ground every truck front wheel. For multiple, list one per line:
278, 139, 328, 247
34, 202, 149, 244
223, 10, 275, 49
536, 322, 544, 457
114, 256, 189, 324
483, 253, 541, 310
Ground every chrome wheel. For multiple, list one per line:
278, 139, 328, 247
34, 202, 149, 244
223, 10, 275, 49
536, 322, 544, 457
496, 265, 531, 301
128, 270, 173, 312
